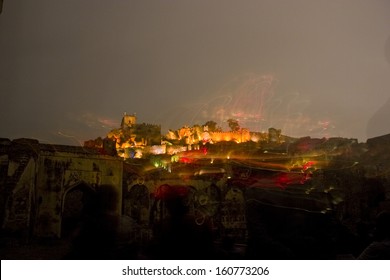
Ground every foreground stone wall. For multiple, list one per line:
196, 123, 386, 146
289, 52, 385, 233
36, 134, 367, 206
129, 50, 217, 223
0, 140, 123, 239
34, 151, 123, 237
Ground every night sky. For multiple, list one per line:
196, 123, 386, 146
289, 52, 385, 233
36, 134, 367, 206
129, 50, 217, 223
1, 0, 390, 146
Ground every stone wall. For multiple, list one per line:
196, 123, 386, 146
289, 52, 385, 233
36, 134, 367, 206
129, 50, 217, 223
0, 139, 123, 238
34, 151, 123, 237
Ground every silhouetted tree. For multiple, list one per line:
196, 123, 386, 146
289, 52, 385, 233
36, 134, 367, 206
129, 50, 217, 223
227, 119, 240, 132
204, 120, 220, 132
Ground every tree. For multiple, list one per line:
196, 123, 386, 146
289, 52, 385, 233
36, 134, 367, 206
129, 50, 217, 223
203, 120, 219, 132
227, 119, 240, 132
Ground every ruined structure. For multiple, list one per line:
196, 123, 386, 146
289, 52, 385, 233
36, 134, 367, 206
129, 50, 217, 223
210, 129, 251, 143
0, 138, 123, 238
105, 113, 162, 158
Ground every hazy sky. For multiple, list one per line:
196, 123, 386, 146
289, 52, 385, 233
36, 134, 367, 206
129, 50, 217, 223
1, 0, 390, 145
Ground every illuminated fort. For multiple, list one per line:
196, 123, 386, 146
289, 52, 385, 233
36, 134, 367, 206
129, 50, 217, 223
85, 113, 163, 158
88, 113, 286, 159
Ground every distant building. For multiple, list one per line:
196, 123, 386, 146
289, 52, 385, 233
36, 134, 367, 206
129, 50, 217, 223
106, 113, 162, 158
120, 113, 161, 146
121, 113, 137, 128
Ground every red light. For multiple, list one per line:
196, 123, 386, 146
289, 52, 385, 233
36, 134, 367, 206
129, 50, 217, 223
302, 161, 315, 171
179, 157, 192, 163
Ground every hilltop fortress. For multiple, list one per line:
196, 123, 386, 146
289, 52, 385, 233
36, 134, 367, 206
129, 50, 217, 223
84, 114, 290, 159
85, 113, 162, 158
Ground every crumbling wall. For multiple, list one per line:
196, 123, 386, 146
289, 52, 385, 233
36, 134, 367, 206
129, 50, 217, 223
2, 157, 36, 237
34, 152, 123, 238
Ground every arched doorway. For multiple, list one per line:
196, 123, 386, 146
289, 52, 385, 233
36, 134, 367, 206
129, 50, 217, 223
125, 184, 150, 224
61, 182, 95, 238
